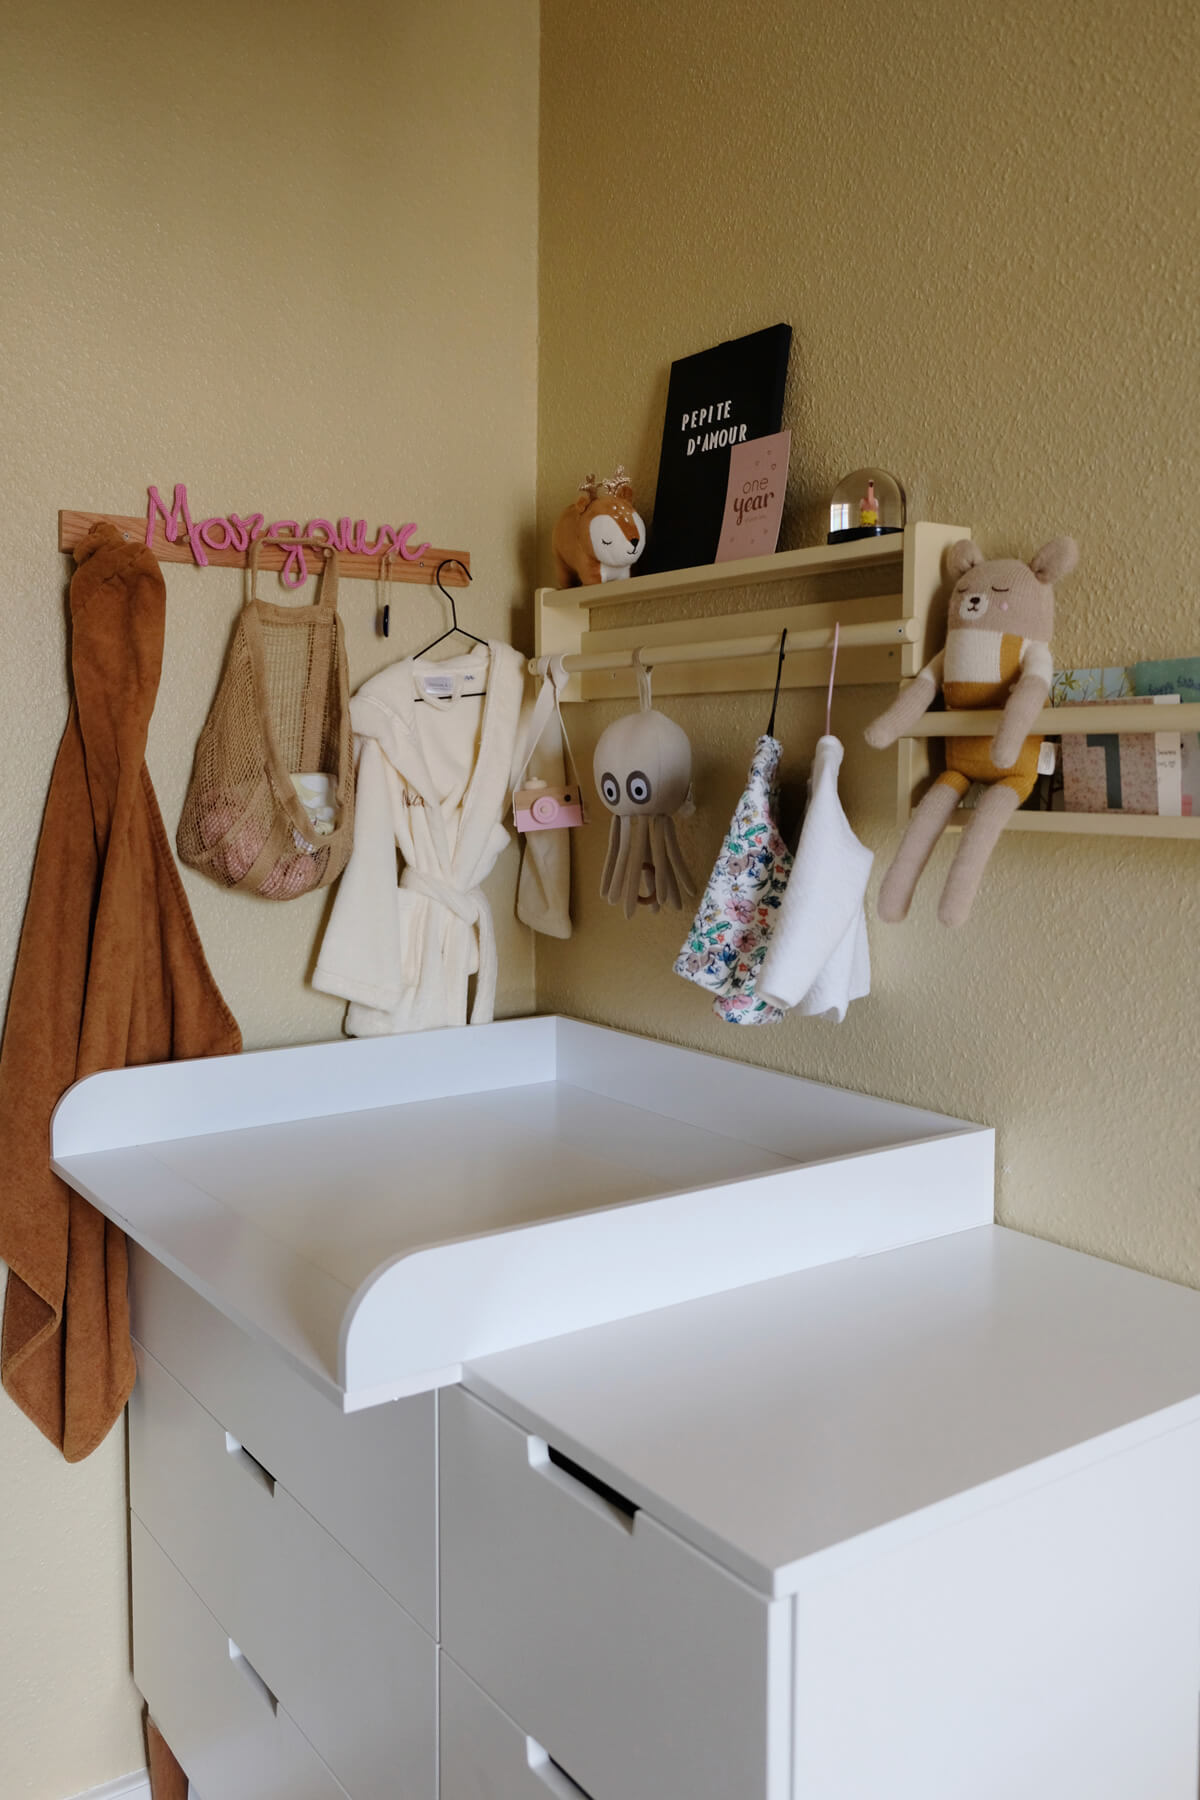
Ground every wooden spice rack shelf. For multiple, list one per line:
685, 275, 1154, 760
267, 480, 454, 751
534, 522, 965, 705
534, 524, 1200, 840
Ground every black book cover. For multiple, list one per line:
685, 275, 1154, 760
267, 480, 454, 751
641, 322, 792, 576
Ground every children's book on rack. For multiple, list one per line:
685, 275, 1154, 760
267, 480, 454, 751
1045, 666, 1183, 816
641, 324, 792, 577
1132, 657, 1200, 816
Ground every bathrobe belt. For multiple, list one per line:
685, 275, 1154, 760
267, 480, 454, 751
399, 866, 498, 1025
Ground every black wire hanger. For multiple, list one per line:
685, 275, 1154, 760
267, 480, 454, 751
765, 628, 788, 738
414, 559, 487, 658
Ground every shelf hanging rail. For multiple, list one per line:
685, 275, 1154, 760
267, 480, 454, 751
526, 616, 917, 679
524, 642, 1200, 740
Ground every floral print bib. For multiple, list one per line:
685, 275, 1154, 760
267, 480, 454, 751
674, 735, 792, 1025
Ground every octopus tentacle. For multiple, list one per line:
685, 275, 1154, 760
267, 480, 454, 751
614, 814, 635, 900
599, 814, 624, 901
649, 815, 680, 912
615, 815, 636, 901
622, 815, 649, 918
602, 810, 693, 916
663, 816, 695, 899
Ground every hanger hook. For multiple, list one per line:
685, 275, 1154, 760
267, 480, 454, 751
435, 557, 472, 612
825, 621, 841, 737
415, 557, 485, 659
766, 628, 788, 739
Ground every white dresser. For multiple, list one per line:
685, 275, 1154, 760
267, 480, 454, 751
448, 1228, 1200, 1799
51, 1018, 1200, 1799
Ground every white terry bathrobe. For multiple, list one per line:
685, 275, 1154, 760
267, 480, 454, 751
313, 642, 570, 1035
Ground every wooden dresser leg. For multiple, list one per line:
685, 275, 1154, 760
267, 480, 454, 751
145, 1712, 189, 1800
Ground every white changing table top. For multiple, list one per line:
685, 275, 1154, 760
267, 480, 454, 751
466, 1223, 1200, 1597
50, 1016, 991, 1408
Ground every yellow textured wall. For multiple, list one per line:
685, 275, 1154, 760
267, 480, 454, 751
537, 2, 1200, 1273
0, 1, 538, 1792
2, 1, 1196, 1791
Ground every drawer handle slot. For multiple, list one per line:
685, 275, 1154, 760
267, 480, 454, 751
228, 1640, 278, 1715
526, 1736, 594, 1799
528, 1436, 637, 1531
547, 1446, 637, 1521
225, 1433, 276, 1497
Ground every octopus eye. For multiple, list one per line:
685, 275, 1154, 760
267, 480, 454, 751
626, 770, 652, 805
600, 772, 620, 806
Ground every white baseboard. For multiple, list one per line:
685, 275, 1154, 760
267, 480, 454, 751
66, 1772, 151, 1800
65, 1760, 201, 1800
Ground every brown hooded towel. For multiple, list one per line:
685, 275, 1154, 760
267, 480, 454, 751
0, 522, 241, 1462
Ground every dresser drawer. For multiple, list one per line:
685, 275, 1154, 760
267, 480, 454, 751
440, 1388, 791, 1800
130, 1244, 436, 1632
132, 1518, 349, 1800
441, 1653, 595, 1800
130, 1344, 436, 1800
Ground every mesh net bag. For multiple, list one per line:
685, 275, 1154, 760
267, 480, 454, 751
178, 539, 355, 900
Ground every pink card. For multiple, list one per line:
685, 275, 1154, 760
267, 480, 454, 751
715, 431, 790, 563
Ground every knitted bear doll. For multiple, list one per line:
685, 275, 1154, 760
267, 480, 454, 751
865, 536, 1078, 925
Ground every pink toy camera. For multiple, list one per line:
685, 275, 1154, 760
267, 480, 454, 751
513, 781, 585, 832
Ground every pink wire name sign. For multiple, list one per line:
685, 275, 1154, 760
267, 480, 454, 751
58, 489, 469, 589
145, 484, 433, 588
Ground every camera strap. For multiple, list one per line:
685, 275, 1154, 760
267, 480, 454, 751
512, 654, 586, 815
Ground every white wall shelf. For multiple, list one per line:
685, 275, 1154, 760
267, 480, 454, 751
905, 703, 1200, 839
912, 704, 1200, 737
989, 810, 1200, 839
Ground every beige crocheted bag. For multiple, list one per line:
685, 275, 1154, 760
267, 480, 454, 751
178, 538, 355, 899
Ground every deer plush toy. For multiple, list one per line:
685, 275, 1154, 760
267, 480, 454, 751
552, 466, 646, 586
864, 535, 1078, 926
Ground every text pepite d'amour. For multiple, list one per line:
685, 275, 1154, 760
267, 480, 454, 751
680, 400, 749, 457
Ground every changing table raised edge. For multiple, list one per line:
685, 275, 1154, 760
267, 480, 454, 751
50, 1015, 993, 1410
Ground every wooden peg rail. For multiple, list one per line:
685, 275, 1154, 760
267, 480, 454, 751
58, 511, 471, 586
529, 617, 916, 679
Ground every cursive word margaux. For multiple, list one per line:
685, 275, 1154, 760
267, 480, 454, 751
146, 484, 432, 588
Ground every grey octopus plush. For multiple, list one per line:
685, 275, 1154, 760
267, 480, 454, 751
594, 686, 695, 919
